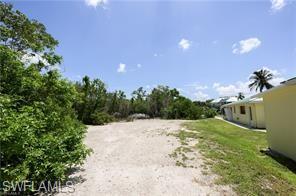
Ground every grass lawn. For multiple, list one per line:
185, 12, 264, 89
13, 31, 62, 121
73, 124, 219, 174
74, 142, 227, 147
178, 118, 296, 195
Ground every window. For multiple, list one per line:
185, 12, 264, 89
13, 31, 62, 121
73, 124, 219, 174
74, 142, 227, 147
249, 107, 252, 120
233, 106, 236, 113
240, 106, 246, 114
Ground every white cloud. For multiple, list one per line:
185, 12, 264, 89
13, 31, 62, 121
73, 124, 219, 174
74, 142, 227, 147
185, 83, 208, 90
232, 37, 261, 54
85, 0, 108, 8
270, 0, 286, 11
194, 91, 209, 101
194, 85, 208, 90
22, 53, 62, 72
213, 82, 220, 88
184, 83, 209, 100
213, 67, 286, 96
179, 38, 191, 51
261, 66, 286, 86
117, 63, 126, 73
213, 81, 251, 97
137, 64, 142, 68
21, 53, 52, 67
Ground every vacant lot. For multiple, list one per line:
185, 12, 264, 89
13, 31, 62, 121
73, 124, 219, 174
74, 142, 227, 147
59, 119, 234, 195
179, 119, 296, 195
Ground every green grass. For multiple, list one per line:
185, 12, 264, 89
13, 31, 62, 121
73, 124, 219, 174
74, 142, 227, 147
177, 119, 296, 195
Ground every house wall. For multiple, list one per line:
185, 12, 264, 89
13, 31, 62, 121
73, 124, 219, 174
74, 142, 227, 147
263, 85, 296, 161
232, 104, 250, 126
223, 102, 265, 129
254, 103, 265, 129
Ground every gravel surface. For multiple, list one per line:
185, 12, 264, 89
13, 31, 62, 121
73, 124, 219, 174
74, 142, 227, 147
58, 119, 235, 196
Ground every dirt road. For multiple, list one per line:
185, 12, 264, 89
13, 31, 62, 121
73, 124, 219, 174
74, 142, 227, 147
59, 119, 234, 195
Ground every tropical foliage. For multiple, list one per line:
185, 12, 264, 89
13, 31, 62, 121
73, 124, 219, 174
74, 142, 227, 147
0, 3, 216, 192
249, 69, 274, 92
73, 81, 216, 123
0, 2, 91, 190
237, 92, 245, 100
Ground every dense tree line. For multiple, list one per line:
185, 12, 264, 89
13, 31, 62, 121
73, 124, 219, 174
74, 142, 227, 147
0, 2, 215, 193
73, 77, 217, 125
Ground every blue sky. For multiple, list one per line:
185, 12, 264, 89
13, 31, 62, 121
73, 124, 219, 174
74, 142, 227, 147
11, 0, 296, 100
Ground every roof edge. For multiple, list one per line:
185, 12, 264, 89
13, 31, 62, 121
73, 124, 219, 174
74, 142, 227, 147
251, 77, 296, 98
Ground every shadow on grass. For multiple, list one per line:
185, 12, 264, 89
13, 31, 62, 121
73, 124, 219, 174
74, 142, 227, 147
261, 148, 296, 174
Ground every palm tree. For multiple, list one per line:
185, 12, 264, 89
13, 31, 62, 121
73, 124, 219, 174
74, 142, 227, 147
249, 69, 274, 92
238, 92, 245, 100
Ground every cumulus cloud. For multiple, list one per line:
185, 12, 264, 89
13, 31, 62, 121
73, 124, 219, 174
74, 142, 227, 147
213, 67, 286, 96
232, 38, 261, 54
137, 64, 142, 68
21, 53, 62, 71
261, 66, 286, 86
179, 38, 191, 51
213, 82, 220, 88
194, 85, 208, 90
185, 83, 208, 90
117, 63, 126, 73
270, 0, 286, 11
21, 53, 49, 66
213, 81, 251, 97
194, 91, 209, 101
85, 0, 108, 8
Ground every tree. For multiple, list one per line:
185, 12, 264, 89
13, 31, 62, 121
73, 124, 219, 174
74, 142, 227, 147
147, 86, 177, 117
74, 76, 108, 124
0, 3, 90, 189
109, 90, 130, 118
131, 87, 148, 114
165, 96, 202, 120
249, 69, 274, 92
0, 2, 61, 68
132, 87, 146, 101
238, 92, 245, 100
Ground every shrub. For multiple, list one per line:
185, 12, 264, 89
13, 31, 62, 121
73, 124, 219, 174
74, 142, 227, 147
0, 4, 92, 189
203, 107, 217, 118
165, 97, 202, 120
0, 95, 91, 187
90, 111, 115, 125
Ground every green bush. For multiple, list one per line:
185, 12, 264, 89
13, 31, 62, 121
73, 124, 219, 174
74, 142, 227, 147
0, 95, 91, 185
0, 3, 91, 192
165, 97, 202, 120
203, 107, 217, 118
90, 111, 115, 125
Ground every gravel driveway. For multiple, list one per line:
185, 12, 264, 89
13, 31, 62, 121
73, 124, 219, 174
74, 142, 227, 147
58, 119, 234, 196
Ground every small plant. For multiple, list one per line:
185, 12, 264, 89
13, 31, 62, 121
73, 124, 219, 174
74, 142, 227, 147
90, 111, 115, 125
203, 108, 217, 118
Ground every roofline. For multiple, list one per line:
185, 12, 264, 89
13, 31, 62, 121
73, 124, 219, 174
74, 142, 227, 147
281, 77, 296, 85
251, 77, 296, 98
221, 98, 263, 108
